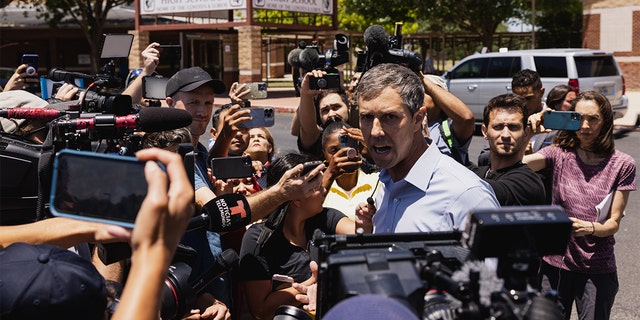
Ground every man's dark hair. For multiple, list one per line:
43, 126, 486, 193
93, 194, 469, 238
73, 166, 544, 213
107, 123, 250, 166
511, 69, 542, 91
483, 93, 528, 127
356, 63, 424, 116
266, 152, 314, 188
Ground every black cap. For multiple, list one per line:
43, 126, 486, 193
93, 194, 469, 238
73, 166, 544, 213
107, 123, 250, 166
0, 243, 107, 319
165, 66, 226, 97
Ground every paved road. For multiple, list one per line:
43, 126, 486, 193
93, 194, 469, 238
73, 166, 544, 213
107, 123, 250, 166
203, 90, 640, 319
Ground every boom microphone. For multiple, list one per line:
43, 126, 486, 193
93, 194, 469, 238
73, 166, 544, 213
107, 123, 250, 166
287, 48, 303, 69
364, 25, 390, 52
188, 193, 251, 232
0, 108, 66, 120
52, 107, 192, 133
48, 68, 96, 83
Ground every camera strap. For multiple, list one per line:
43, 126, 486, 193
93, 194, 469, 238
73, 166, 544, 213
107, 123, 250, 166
36, 125, 55, 220
256, 202, 290, 249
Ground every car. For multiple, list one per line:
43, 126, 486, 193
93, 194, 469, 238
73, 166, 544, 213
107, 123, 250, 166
442, 48, 628, 124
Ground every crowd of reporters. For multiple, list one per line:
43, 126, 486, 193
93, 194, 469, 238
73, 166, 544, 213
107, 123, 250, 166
0, 23, 636, 320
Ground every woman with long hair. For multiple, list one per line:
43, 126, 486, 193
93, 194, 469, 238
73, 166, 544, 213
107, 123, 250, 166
524, 91, 636, 320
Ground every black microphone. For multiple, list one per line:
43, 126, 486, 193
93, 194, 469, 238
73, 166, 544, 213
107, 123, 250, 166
287, 48, 303, 69
299, 47, 320, 71
364, 25, 390, 52
188, 193, 251, 232
52, 107, 192, 133
0, 108, 66, 120
48, 68, 95, 83
190, 249, 239, 294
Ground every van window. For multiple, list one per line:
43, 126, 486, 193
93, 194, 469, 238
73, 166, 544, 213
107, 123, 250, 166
450, 58, 488, 79
533, 57, 567, 77
574, 56, 619, 77
487, 57, 521, 78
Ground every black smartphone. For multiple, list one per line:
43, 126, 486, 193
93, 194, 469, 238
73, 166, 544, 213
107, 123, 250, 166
240, 82, 268, 99
301, 160, 323, 177
156, 45, 182, 61
142, 76, 169, 100
309, 74, 341, 90
50, 149, 148, 229
21, 54, 39, 76
238, 107, 275, 128
543, 111, 581, 131
210, 156, 254, 180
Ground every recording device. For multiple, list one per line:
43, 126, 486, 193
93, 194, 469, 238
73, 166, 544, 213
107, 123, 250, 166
272, 274, 294, 291
161, 249, 239, 320
310, 206, 571, 319
21, 54, 39, 76
142, 75, 169, 100
297, 34, 350, 72
301, 160, 323, 177
100, 34, 134, 59
309, 74, 341, 90
210, 155, 253, 180
240, 82, 268, 99
50, 107, 192, 133
542, 111, 581, 131
50, 149, 148, 229
339, 133, 360, 171
238, 107, 275, 128
155, 44, 182, 63
356, 23, 423, 74
187, 193, 252, 233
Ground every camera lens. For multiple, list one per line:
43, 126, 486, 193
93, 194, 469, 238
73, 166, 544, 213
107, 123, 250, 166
26, 66, 37, 76
317, 78, 327, 89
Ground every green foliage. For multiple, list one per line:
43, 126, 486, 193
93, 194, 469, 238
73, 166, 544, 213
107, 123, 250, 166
535, 0, 582, 48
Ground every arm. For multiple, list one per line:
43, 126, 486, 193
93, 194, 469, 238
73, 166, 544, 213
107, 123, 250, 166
523, 152, 547, 172
0, 217, 129, 249
242, 276, 316, 319
112, 148, 194, 320
296, 71, 324, 149
573, 190, 630, 238
121, 43, 160, 105
3, 64, 38, 92
208, 104, 251, 159
423, 74, 475, 143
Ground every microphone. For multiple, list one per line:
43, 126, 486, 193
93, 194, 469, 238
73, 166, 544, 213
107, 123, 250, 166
48, 68, 95, 83
0, 108, 66, 120
52, 107, 192, 133
188, 193, 251, 232
287, 48, 303, 69
364, 25, 389, 52
299, 47, 320, 71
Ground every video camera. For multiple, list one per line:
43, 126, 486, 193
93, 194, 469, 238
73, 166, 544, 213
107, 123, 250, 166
356, 23, 423, 74
287, 34, 350, 92
304, 206, 572, 319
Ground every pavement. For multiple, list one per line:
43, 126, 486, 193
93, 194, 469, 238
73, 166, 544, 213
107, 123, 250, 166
214, 86, 640, 130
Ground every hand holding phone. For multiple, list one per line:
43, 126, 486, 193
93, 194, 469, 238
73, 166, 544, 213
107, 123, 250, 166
21, 54, 39, 76
238, 107, 275, 128
239, 82, 267, 99
543, 111, 582, 131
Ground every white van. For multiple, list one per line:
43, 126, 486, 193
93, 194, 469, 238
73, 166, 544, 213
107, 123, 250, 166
442, 48, 628, 123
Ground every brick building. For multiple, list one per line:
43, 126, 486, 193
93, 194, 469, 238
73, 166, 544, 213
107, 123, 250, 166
583, 0, 640, 89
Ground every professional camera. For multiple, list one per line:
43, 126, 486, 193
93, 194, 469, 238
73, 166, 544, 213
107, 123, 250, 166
306, 206, 572, 319
356, 23, 423, 74
297, 34, 350, 72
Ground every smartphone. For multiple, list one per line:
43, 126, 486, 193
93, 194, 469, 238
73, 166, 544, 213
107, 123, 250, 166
309, 74, 341, 90
272, 274, 294, 291
50, 149, 148, 229
238, 107, 275, 128
240, 82, 268, 99
301, 160, 323, 177
543, 111, 582, 131
21, 54, 39, 76
142, 76, 169, 100
210, 156, 254, 180
338, 133, 360, 171
156, 44, 182, 62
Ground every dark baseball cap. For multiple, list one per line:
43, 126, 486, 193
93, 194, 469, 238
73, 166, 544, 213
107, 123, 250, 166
165, 66, 226, 97
0, 243, 107, 320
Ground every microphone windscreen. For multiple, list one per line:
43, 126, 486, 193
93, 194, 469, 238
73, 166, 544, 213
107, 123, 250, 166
299, 48, 320, 71
136, 107, 192, 132
364, 25, 389, 52
287, 48, 303, 69
202, 193, 251, 232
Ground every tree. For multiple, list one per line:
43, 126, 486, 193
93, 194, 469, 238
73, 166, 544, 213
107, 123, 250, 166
534, 0, 582, 48
21, 0, 133, 73
343, 0, 526, 51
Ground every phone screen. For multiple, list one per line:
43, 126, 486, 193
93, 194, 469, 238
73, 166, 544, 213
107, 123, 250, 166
100, 34, 134, 59
142, 76, 169, 100
50, 150, 148, 228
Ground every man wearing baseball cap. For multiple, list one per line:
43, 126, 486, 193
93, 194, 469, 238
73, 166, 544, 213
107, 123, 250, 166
165, 66, 233, 319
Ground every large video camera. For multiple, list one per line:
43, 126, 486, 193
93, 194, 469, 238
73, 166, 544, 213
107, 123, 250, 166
287, 34, 350, 93
356, 23, 423, 74
309, 206, 572, 319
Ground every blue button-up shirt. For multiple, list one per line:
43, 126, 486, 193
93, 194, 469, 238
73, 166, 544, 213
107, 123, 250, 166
373, 142, 500, 233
